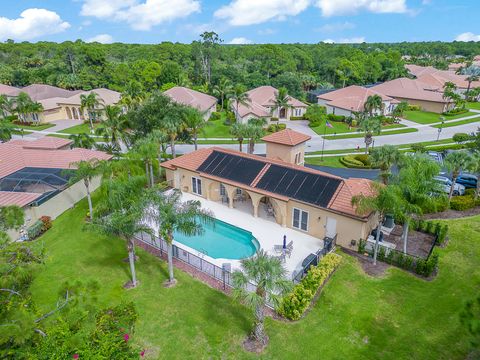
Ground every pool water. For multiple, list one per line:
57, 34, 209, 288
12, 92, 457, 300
173, 217, 258, 259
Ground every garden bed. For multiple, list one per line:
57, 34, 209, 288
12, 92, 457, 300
423, 205, 480, 220
383, 225, 436, 259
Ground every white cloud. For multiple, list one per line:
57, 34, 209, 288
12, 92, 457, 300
86, 34, 114, 43
316, 0, 408, 17
258, 28, 276, 35
0, 8, 70, 41
455, 32, 480, 42
81, 0, 200, 31
228, 37, 253, 44
215, 0, 310, 26
317, 21, 355, 33
322, 36, 366, 43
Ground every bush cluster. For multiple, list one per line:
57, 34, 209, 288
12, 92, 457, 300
271, 117, 279, 122
39, 216, 52, 232
407, 105, 421, 111
327, 114, 346, 122
289, 116, 305, 120
277, 254, 341, 320
443, 108, 469, 116
340, 154, 372, 168
410, 219, 449, 245
27, 220, 44, 240
450, 194, 480, 211
267, 123, 286, 133
209, 111, 222, 121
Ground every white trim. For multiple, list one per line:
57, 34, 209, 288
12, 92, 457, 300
292, 207, 309, 232
192, 176, 202, 195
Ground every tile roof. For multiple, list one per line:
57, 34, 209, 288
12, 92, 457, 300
8, 137, 73, 150
20, 84, 82, 101
0, 191, 41, 207
58, 88, 121, 107
161, 147, 374, 219
164, 86, 217, 113
233, 86, 307, 118
371, 78, 450, 103
261, 128, 311, 146
0, 84, 21, 97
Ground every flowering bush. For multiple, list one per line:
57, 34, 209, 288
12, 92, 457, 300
39, 216, 52, 232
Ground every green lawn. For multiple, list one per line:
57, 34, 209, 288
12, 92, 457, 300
305, 155, 346, 168
27, 194, 480, 359
11, 129, 33, 136
59, 123, 97, 134
467, 102, 480, 110
323, 127, 418, 140
47, 133, 103, 142
14, 123, 55, 131
404, 110, 478, 124
200, 118, 232, 138
432, 117, 480, 128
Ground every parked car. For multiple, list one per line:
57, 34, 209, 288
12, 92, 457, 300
434, 176, 465, 196
427, 151, 443, 165
456, 174, 478, 189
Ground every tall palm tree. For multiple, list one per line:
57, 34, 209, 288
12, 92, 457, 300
364, 95, 384, 116
183, 107, 207, 150
352, 182, 401, 265
131, 138, 158, 188
271, 87, 292, 119
80, 92, 104, 133
232, 249, 291, 346
444, 150, 472, 200
162, 107, 184, 158
120, 80, 145, 111
69, 132, 96, 149
230, 122, 249, 152
229, 85, 250, 121
146, 189, 213, 286
370, 145, 401, 184
467, 152, 480, 199
95, 105, 127, 151
28, 101, 43, 124
463, 66, 480, 98
212, 78, 233, 110
357, 114, 382, 154
68, 158, 101, 221
14, 92, 33, 123
392, 101, 408, 121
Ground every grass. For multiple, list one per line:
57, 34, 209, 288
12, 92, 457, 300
11, 129, 33, 135
305, 155, 346, 167
311, 121, 405, 136
14, 123, 55, 131
201, 118, 232, 138
404, 110, 479, 124
467, 102, 480, 110
28, 194, 480, 359
323, 127, 418, 140
431, 117, 480, 128
47, 133, 103, 142
59, 123, 97, 134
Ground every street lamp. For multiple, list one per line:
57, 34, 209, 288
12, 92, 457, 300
437, 117, 445, 141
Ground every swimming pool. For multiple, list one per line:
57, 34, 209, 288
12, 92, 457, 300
173, 217, 259, 260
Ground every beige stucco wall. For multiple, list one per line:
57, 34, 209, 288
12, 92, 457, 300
393, 97, 451, 113
266, 142, 306, 165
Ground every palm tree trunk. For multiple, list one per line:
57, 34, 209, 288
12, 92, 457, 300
252, 297, 267, 344
85, 180, 93, 221
239, 139, 243, 152
402, 219, 409, 254
448, 174, 457, 200
170, 138, 176, 158
145, 162, 150, 187
194, 130, 198, 151
373, 219, 382, 266
249, 139, 254, 154
88, 113, 94, 134
127, 238, 137, 287
167, 241, 175, 283
149, 162, 154, 187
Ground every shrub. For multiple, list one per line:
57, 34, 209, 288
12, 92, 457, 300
351, 119, 357, 127
327, 114, 346, 122
277, 254, 341, 320
290, 116, 305, 120
358, 239, 366, 253
340, 154, 372, 168
309, 121, 321, 128
39, 216, 52, 232
436, 224, 449, 245
209, 111, 221, 121
27, 220, 44, 240
271, 117, 279, 122
450, 195, 476, 211
408, 105, 421, 111
411, 143, 427, 153
444, 108, 468, 116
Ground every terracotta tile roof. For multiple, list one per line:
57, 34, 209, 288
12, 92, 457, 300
371, 78, 450, 103
161, 147, 373, 219
262, 128, 311, 146
0, 84, 21, 96
405, 64, 438, 77
164, 86, 217, 113
20, 84, 82, 101
9, 137, 73, 150
0, 191, 41, 207
58, 88, 121, 106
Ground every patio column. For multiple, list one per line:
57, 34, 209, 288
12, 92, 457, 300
253, 202, 259, 218
228, 196, 234, 209
281, 214, 287, 227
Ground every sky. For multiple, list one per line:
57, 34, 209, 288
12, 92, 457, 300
0, 0, 478, 45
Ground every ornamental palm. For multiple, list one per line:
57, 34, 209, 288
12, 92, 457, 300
95, 105, 127, 151
271, 87, 292, 119
352, 182, 402, 265
370, 145, 401, 184
80, 92, 104, 133
161, 107, 184, 158
212, 78, 233, 110
357, 114, 382, 154
69, 132, 96, 149
14, 92, 33, 123
146, 189, 213, 285
444, 150, 472, 200
0, 205, 24, 244
229, 85, 251, 121
467, 152, 480, 199
0, 95, 15, 119
364, 95, 384, 117
230, 122, 249, 152
232, 249, 291, 346
183, 107, 207, 150
130, 138, 158, 188
0, 119, 14, 142
28, 101, 43, 123
68, 158, 101, 220
245, 118, 267, 154
120, 80, 145, 111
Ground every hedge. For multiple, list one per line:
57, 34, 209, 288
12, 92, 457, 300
340, 154, 372, 169
277, 253, 341, 320
408, 105, 421, 111
27, 220, 44, 240
450, 194, 479, 211
443, 108, 469, 116
289, 116, 305, 120
327, 114, 346, 122
267, 123, 287, 132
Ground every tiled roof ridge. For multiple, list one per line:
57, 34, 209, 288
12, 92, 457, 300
250, 163, 271, 188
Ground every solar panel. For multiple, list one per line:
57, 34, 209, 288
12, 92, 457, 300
198, 151, 265, 186
255, 164, 341, 207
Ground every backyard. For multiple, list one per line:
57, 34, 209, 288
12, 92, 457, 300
28, 195, 479, 359
404, 110, 479, 124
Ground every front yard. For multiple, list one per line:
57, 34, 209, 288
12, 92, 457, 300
14, 123, 55, 131
467, 102, 480, 110
28, 195, 479, 359
404, 110, 479, 124
59, 122, 98, 134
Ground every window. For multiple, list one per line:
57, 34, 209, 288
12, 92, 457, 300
192, 177, 202, 195
293, 208, 308, 231
294, 108, 302, 116
220, 184, 226, 196
294, 152, 302, 164
236, 188, 242, 195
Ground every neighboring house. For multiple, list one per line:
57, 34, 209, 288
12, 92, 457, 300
371, 78, 454, 113
161, 128, 376, 249
317, 85, 399, 117
405, 64, 438, 78
0, 84, 22, 97
0, 137, 112, 240
164, 86, 217, 120
231, 86, 308, 124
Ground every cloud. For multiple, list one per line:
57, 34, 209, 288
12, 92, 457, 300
316, 0, 408, 17
0, 8, 70, 41
455, 32, 480, 42
81, 0, 200, 30
86, 34, 114, 43
215, 0, 310, 26
228, 37, 253, 44
316, 21, 355, 33
258, 28, 276, 35
322, 36, 366, 43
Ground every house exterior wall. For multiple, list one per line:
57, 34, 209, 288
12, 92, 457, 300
392, 97, 451, 113
203, 105, 216, 121
326, 105, 353, 117
265, 142, 306, 165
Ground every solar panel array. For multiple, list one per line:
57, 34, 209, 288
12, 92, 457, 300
197, 151, 266, 186
255, 164, 341, 207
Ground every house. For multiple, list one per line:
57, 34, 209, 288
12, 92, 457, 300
405, 64, 439, 78
0, 138, 112, 240
371, 78, 454, 113
164, 86, 217, 120
317, 85, 399, 117
231, 86, 308, 124
160, 128, 377, 249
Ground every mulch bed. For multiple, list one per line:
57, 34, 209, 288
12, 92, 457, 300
423, 206, 480, 220
341, 248, 389, 277
383, 225, 435, 259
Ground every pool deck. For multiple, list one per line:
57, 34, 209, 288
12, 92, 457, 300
179, 192, 325, 277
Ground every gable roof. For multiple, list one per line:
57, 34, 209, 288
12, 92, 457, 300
233, 86, 307, 118
262, 128, 311, 146
21, 84, 82, 101
57, 88, 121, 106
8, 137, 73, 150
0, 84, 21, 97
405, 64, 438, 77
371, 78, 450, 103
161, 147, 374, 219
164, 86, 217, 113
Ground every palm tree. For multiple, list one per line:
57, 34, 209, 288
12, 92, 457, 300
271, 87, 292, 119
0, 95, 15, 119
146, 189, 213, 286
212, 78, 233, 110
229, 85, 250, 121
364, 95, 384, 117
68, 159, 101, 221
14, 92, 33, 123
0, 119, 14, 142
230, 122, 249, 152
444, 151, 472, 200
131, 138, 158, 188
69, 132, 96, 149
95, 105, 127, 150
463, 66, 480, 98
370, 145, 401, 184
161, 108, 184, 158
467, 152, 480, 199
0, 205, 24, 243
120, 80, 145, 111
80, 92, 104, 133
28, 101, 43, 124
392, 101, 408, 122
232, 249, 291, 346
352, 183, 401, 265
357, 114, 382, 154
183, 107, 207, 150
245, 118, 267, 154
